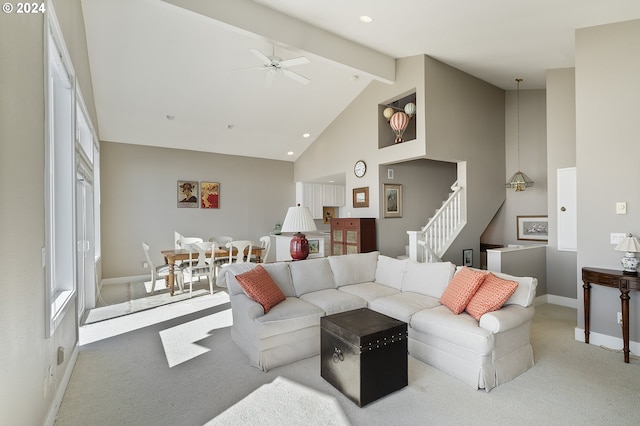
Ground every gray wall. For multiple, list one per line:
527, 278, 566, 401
101, 142, 295, 278
377, 160, 457, 257
575, 20, 640, 341
0, 1, 94, 424
546, 68, 577, 300
296, 55, 506, 265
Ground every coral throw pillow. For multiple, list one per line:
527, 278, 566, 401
235, 265, 286, 313
465, 272, 519, 321
440, 266, 486, 314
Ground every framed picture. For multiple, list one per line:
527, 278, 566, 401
463, 249, 473, 267
383, 184, 402, 218
353, 187, 369, 208
517, 215, 549, 242
308, 239, 319, 254
201, 181, 220, 209
323, 206, 335, 224
177, 180, 198, 208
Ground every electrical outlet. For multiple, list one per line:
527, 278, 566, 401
617, 312, 623, 325
143, 262, 149, 269
611, 233, 626, 245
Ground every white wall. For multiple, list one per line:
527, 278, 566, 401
576, 19, 640, 340
100, 142, 295, 278
0, 1, 93, 424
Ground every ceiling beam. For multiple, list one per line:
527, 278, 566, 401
162, 0, 395, 84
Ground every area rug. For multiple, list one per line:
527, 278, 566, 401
84, 281, 209, 324
207, 376, 350, 426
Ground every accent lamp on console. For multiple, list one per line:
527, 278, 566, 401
614, 233, 640, 274
506, 78, 534, 192
281, 205, 317, 260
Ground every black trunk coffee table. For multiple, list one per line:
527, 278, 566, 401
320, 308, 408, 407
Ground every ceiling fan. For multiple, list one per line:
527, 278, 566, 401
242, 47, 310, 88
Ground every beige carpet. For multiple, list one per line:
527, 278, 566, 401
56, 302, 640, 426
207, 376, 350, 426
85, 280, 210, 324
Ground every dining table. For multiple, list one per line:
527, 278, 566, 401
161, 246, 263, 295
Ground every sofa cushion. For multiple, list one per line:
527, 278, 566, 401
261, 262, 296, 297
300, 289, 367, 315
410, 305, 494, 355
254, 298, 325, 339
327, 251, 379, 287
289, 258, 336, 297
456, 266, 538, 308
222, 263, 259, 296
374, 255, 408, 290
369, 291, 440, 324
465, 272, 518, 321
235, 265, 286, 313
401, 261, 456, 298
440, 266, 486, 314
338, 282, 400, 302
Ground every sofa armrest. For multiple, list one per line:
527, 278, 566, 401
478, 304, 535, 333
230, 293, 265, 319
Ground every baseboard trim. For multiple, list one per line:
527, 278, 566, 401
101, 274, 150, 286
44, 343, 79, 426
574, 327, 640, 358
535, 294, 577, 308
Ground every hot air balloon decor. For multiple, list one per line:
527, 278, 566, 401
383, 101, 416, 144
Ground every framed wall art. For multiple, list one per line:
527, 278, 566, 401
383, 184, 402, 218
308, 239, 320, 254
177, 180, 198, 208
516, 215, 548, 242
353, 187, 369, 208
201, 181, 220, 209
463, 249, 473, 266
323, 206, 335, 224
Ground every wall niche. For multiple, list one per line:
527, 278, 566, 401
378, 91, 417, 149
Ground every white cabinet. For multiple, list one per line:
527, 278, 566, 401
323, 184, 345, 207
296, 182, 345, 219
557, 167, 577, 251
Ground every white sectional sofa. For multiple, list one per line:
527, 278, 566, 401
220, 251, 537, 391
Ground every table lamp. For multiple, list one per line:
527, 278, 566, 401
281, 205, 317, 260
614, 233, 640, 274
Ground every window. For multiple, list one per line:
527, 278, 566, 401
44, 7, 76, 338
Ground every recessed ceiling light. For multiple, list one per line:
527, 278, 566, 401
287, 151, 294, 156
166, 114, 175, 120
302, 133, 310, 138
360, 15, 373, 23
227, 124, 235, 130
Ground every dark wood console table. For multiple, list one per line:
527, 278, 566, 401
582, 267, 640, 363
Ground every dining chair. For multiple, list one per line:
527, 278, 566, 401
222, 240, 254, 267
251, 236, 271, 263
142, 242, 182, 294
178, 241, 216, 297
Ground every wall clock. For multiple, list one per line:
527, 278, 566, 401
354, 160, 367, 178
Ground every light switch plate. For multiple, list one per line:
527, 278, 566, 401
616, 202, 627, 214
611, 233, 626, 245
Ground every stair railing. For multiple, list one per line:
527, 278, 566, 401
407, 181, 466, 262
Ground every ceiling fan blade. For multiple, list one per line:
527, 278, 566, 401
249, 48, 271, 66
281, 68, 310, 86
278, 56, 310, 68
233, 66, 266, 72
264, 69, 277, 88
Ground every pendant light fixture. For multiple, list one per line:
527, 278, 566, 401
506, 78, 534, 192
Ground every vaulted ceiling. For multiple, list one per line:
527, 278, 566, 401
81, 0, 640, 161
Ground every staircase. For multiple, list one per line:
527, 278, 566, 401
407, 181, 466, 262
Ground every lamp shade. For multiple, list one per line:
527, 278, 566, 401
281, 206, 317, 233
506, 171, 534, 192
615, 234, 640, 253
